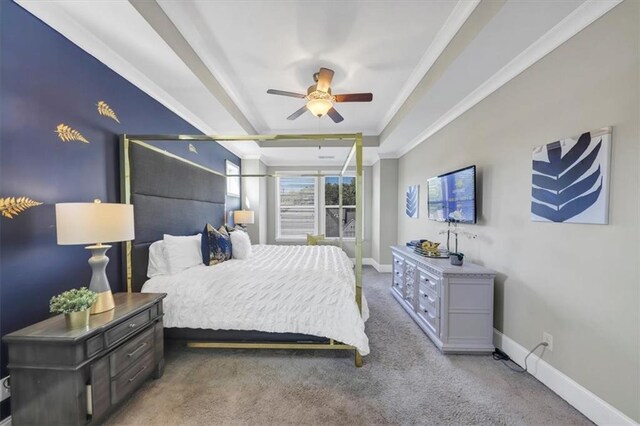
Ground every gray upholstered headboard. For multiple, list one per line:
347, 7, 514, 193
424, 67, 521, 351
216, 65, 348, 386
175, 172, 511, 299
123, 139, 226, 292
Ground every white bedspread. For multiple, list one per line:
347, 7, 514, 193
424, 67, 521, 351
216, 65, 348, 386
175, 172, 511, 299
142, 244, 370, 355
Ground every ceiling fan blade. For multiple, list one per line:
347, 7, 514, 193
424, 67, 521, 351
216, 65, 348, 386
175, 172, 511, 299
267, 89, 306, 99
287, 105, 308, 120
316, 67, 334, 92
334, 93, 373, 102
326, 107, 344, 123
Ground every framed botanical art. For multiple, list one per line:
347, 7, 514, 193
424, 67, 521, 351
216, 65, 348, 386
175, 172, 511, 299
406, 185, 419, 219
531, 127, 611, 224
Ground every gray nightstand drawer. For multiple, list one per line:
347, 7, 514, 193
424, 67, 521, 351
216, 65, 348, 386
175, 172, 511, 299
109, 326, 154, 378
106, 309, 151, 347
110, 349, 155, 405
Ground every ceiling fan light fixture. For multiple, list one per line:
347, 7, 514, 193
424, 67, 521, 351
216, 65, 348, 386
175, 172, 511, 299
306, 98, 333, 117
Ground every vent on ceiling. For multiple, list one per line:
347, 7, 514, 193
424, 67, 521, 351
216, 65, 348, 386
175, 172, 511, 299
318, 155, 335, 159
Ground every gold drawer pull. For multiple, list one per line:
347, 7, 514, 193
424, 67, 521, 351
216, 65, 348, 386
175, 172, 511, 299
128, 365, 147, 383
127, 342, 148, 358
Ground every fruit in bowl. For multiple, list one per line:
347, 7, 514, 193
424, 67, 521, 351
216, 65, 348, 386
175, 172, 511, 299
421, 240, 440, 255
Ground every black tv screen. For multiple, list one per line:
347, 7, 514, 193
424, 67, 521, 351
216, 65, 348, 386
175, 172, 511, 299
427, 165, 476, 223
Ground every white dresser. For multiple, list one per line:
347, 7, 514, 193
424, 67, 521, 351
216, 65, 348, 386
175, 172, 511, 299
390, 245, 496, 353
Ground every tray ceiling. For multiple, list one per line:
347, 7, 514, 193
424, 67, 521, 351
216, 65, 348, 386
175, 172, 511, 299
16, 0, 621, 166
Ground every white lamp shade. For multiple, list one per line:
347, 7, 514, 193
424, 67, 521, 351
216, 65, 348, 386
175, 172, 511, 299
56, 202, 134, 245
234, 210, 255, 225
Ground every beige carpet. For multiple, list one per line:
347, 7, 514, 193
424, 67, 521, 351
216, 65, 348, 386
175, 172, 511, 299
106, 267, 590, 425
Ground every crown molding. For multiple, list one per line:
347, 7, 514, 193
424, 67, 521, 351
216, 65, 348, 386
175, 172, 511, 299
376, 0, 480, 135
242, 154, 263, 161
391, 0, 623, 159
14, 1, 249, 160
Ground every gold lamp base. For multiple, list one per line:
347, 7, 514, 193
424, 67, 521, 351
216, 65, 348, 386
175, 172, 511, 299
90, 290, 115, 314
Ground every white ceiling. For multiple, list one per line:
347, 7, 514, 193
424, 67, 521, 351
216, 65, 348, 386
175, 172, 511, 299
16, 0, 622, 166
156, 0, 460, 135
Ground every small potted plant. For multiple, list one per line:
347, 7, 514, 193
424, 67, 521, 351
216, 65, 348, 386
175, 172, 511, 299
50, 287, 98, 329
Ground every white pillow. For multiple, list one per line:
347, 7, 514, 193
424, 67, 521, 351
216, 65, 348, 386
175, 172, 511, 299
163, 233, 203, 274
147, 240, 169, 277
230, 229, 252, 260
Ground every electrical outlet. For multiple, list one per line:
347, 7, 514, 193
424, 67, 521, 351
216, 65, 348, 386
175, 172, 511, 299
0, 376, 10, 402
543, 332, 553, 351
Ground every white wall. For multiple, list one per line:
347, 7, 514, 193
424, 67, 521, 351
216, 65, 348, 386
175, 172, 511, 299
396, 1, 639, 421
371, 159, 399, 266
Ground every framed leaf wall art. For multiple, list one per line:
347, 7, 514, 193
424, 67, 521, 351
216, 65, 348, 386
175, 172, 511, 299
406, 185, 419, 219
531, 127, 611, 224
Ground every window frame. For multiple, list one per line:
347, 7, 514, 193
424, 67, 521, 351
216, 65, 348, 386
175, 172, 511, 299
275, 174, 319, 242
225, 160, 240, 197
320, 174, 357, 241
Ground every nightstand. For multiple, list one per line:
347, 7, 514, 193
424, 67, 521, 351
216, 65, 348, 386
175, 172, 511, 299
3, 292, 166, 425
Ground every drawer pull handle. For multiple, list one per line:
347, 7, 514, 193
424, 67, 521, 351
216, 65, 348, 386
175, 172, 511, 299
127, 342, 148, 358
128, 365, 147, 383
128, 323, 137, 329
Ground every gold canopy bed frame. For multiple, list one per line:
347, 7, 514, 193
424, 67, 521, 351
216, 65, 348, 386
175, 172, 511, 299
120, 132, 365, 367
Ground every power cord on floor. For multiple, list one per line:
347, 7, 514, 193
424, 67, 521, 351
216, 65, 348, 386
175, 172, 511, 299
493, 342, 548, 373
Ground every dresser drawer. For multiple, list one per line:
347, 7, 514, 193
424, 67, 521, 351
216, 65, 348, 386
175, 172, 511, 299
418, 268, 440, 296
105, 309, 151, 347
419, 288, 439, 316
417, 306, 440, 337
109, 326, 154, 378
392, 276, 403, 291
110, 349, 155, 405
392, 254, 404, 269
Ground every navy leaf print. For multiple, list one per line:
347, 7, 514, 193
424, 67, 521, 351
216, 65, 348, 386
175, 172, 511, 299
406, 185, 418, 218
532, 166, 601, 206
532, 132, 591, 175
532, 140, 601, 191
531, 179, 602, 222
531, 131, 604, 222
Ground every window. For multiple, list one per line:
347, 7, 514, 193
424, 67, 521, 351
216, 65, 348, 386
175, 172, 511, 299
276, 176, 317, 240
323, 176, 356, 239
275, 173, 360, 241
226, 160, 240, 197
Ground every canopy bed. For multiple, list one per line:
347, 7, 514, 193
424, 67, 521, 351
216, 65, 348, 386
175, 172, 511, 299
119, 133, 366, 366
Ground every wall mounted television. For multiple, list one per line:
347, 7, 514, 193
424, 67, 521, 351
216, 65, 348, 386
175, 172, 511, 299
427, 165, 476, 224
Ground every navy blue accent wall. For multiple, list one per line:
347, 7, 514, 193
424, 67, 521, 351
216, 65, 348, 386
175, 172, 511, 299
0, 0, 241, 406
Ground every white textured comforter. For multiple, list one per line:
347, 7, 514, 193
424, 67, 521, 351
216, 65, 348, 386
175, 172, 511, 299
142, 244, 370, 355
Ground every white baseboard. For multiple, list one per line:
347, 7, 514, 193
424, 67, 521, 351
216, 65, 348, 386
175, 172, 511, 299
493, 329, 637, 425
366, 258, 392, 273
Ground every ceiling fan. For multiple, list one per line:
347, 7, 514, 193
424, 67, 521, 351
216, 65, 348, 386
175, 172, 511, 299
267, 67, 373, 123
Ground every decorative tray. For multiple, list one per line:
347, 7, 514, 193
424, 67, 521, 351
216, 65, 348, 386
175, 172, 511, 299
413, 247, 450, 259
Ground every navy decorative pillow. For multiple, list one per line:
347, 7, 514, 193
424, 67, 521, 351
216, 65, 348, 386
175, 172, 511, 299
201, 224, 232, 265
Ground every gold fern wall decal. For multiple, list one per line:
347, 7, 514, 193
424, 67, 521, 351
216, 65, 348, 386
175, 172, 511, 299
96, 101, 120, 123
0, 197, 43, 219
55, 124, 89, 143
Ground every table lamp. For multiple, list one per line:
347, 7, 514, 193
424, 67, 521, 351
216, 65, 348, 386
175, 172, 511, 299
233, 210, 254, 230
55, 200, 134, 314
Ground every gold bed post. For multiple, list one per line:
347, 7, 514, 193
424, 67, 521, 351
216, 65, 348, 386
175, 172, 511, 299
354, 133, 364, 368
120, 134, 133, 294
